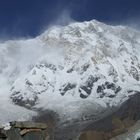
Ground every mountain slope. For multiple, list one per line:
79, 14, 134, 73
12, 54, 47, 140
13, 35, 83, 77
10, 20, 140, 108
0, 20, 140, 127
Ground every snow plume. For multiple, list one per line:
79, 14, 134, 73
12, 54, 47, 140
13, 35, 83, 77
108, 16, 140, 32
53, 10, 75, 26
40, 9, 76, 34
124, 17, 140, 31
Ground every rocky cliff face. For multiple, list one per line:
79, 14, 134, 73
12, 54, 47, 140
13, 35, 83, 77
0, 19, 140, 139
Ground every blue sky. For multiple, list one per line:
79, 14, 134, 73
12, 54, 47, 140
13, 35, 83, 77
0, 0, 140, 39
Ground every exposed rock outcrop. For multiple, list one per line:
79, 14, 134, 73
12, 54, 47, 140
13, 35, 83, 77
79, 92, 140, 140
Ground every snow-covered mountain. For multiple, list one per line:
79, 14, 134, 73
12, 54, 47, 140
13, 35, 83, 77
0, 19, 140, 128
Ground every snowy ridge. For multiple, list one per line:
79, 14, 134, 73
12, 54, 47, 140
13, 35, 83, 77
0, 19, 140, 124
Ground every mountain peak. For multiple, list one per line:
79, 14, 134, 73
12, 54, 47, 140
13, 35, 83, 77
0, 19, 140, 125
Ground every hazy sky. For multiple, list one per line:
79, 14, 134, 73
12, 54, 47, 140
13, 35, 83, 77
0, 0, 140, 39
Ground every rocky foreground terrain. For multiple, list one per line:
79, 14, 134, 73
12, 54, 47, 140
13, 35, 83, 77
0, 19, 140, 139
